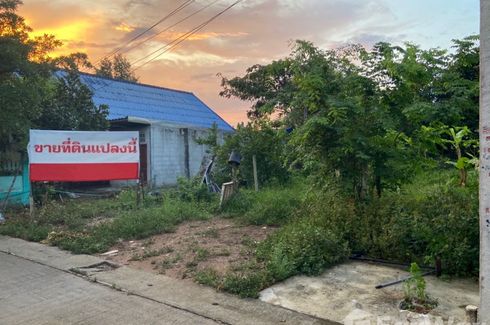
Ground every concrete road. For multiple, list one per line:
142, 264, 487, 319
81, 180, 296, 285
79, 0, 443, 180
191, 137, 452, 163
0, 252, 218, 325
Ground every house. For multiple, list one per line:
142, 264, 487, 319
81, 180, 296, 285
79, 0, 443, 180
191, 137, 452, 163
75, 72, 234, 187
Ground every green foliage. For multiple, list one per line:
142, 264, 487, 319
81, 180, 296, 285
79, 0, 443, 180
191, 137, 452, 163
305, 170, 479, 276
221, 183, 305, 226
222, 270, 270, 298
96, 54, 138, 82
214, 121, 289, 187
403, 263, 427, 302
0, 189, 216, 254
220, 37, 479, 200
36, 70, 109, 131
0, 2, 109, 154
258, 218, 350, 281
195, 268, 220, 287
401, 263, 438, 312
0, 218, 51, 241
175, 177, 217, 203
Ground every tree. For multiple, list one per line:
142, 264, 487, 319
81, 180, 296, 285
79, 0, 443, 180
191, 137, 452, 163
214, 121, 289, 187
36, 70, 109, 131
220, 38, 480, 199
95, 54, 138, 82
0, 0, 109, 158
0, 0, 56, 154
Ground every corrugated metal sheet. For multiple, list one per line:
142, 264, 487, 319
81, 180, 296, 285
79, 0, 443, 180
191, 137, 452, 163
55, 71, 234, 132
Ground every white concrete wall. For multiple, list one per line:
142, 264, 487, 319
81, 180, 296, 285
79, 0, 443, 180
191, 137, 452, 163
149, 124, 225, 187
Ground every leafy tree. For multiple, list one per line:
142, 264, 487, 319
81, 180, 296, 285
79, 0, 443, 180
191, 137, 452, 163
214, 121, 289, 187
96, 54, 138, 82
0, 0, 56, 154
0, 0, 109, 157
36, 70, 109, 131
220, 38, 479, 199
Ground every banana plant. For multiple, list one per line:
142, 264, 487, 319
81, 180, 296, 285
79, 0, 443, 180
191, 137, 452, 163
442, 126, 478, 187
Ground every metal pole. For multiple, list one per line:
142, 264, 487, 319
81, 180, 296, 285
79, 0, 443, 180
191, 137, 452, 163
29, 182, 34, 217
480, 0, 490, 321
252, 155, 258, 192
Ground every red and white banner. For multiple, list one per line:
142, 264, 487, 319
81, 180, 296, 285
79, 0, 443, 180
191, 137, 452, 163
28, 130, 139, 182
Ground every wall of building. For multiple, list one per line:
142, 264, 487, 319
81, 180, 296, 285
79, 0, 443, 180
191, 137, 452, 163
149, 123, 227, 187
0, 161, 30, 206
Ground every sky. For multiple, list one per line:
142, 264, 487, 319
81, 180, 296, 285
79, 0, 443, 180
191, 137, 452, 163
20, 0, 480, 127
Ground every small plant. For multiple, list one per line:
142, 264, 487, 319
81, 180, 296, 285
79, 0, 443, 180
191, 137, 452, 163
170, 253, 183, 263
222, 270, 270, 298
400, 263, 438, 313
195, 268, 220, 287
195, 247, 210, 261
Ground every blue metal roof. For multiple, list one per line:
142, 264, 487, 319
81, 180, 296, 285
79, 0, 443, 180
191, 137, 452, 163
55, 71, 234, 132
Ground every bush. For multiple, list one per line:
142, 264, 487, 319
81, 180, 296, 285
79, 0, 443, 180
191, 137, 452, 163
306, 170, 479, 276
214, 121, 290, 187
222, 270, 271, 298
195, 268, 220, 287
221, 183, 305, 226
175, 177, 217, 203
0, 219, 51, 242
258, 217, 350, 281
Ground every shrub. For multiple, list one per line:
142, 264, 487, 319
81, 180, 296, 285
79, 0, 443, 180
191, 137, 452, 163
258, 218, 350, 281
221, 183, 305, 226
401, 262, 438, 313
0, 219, 51, 242
306, 170, 479, 276
175, 177, 217, 203
195, 268, 220, 287
214, 121, 290, 187
222, 270, 270, 298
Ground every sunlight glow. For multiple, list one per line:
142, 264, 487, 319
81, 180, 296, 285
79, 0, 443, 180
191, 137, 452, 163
29, 20, 90, 42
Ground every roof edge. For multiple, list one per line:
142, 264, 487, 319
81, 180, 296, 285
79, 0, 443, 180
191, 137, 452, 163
57, 70, 194, 95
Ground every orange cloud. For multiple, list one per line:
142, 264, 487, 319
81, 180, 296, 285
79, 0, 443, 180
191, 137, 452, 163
115, 23, 135, 33
27, 19, 92, 56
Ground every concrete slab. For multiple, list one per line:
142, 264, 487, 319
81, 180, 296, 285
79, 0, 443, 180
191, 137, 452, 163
0, 236, 332, 325
0, 251, 219, 325
259, 261, 479, 323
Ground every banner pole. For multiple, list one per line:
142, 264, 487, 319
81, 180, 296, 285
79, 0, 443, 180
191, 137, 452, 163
29, 182, 34, 217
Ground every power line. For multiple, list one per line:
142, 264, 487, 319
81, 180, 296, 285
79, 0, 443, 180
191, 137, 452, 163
117, 0, 222, 57
96, 0, 195, 64
131, 0, 242, 72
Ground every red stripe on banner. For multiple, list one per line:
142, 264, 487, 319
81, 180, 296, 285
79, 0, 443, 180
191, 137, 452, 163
30, 163, 139, 182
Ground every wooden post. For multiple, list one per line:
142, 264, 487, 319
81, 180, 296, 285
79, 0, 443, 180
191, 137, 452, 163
481, 0, 490, 321
252, 155, 258, 192
465, 305, 478, 324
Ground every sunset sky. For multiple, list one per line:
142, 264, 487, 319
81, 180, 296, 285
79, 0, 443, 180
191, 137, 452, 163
20, 0, 479, 127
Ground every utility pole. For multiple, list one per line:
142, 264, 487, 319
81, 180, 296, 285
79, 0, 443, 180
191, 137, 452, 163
480, 0, 490, 322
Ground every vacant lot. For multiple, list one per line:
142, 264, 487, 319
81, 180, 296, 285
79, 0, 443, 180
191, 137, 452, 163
105, 218, 275, 281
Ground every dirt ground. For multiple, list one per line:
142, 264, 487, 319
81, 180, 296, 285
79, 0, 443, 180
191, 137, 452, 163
103, 217, 276, 281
